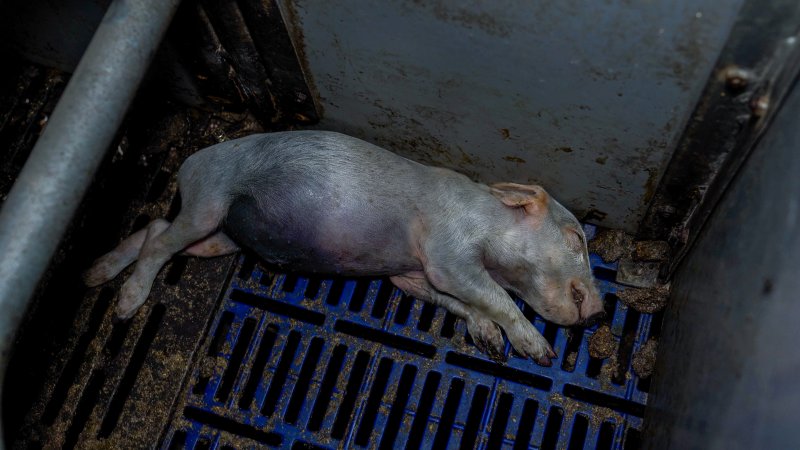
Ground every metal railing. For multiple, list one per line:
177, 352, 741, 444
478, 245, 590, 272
0, 0, 182, 445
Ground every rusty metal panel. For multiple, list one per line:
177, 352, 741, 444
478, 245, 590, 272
280, 0, 743, 231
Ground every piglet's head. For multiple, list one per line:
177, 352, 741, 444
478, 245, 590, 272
489, 183, 604, 327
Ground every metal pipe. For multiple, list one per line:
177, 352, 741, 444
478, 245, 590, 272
0, 0, 181, 445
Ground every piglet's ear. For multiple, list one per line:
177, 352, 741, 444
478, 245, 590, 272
489, 182, 549, 216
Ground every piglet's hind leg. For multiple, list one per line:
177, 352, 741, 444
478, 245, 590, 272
115, 198, 227, 320
182, 232, 239, 257
83, 219, 170, 287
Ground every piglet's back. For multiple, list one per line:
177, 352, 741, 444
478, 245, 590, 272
201, 131, 462, 275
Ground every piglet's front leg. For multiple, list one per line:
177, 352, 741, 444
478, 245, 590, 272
390, 272, 506, 362
425, 261, 556, 366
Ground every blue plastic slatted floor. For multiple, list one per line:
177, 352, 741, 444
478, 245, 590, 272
163, 225, 653, 449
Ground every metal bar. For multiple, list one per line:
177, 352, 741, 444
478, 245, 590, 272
0, 0, 181, 445
636, 0, 800, 278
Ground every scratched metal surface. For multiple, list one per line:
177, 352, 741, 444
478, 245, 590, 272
280, 0, 744, 231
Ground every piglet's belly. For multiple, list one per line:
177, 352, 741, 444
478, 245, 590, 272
222, 195, 421, 276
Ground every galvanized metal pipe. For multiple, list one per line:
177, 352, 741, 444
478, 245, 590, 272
0, 0, 181, 445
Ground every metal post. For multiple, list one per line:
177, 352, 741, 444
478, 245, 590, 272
0, 0, 181, 445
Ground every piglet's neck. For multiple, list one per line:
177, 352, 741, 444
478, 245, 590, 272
481, 215, 530, 269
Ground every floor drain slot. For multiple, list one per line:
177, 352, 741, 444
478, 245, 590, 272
512, 399, 539, 450
183, 407, 282, 447
460, 384, 490, 449
215, 317, 257, 403
568, 414, 590, 450
370, 280, 395, 319
446, 352, 553, 390
331, 350, 370, 440
325, 279, 346, 306
432, 377, 465, 449
615, 309, 642, 385
41, 288, 112, 426
98, 304, 166, 437
306, 344, 347, 432
487, 392, 514, 449
238, 324, 279, 410
283, 337, 323, 424
167, 430, 186, 450
64, 370, 106, 449
440, 311, 458, 338
348, 279, 371, 312
405, 371, 441, 450
393, 294, 414, 325
354, 357, 393, 446
540, 406, 564, 450
378, 364, 417, 450
281, 273, 298, 293
231, 290, 325, 325
335, 320, 436, 357
304, 278, 322, 300
416, 302, 436, 331
563, 384, 646, 417
261, 331, 301, 417
598, 422, 616, 450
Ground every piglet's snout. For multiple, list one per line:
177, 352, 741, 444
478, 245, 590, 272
572, 279, 605, 326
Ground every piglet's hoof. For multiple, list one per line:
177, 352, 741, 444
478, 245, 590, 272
111, 297, 138, 323
467, 317, 506, 362
472, 332, 506, 362
110, 313, 126, 325
113, 283, 147, 322
113, 305, 138, 322
82, 262, 110, 288
536, 355, 553, 367
480, 341, 507, 364
531, 347, 557, 367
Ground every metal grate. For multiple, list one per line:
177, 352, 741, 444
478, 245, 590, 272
163, 225, 654, 449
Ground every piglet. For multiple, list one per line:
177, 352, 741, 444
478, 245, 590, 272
85, 131, 604, 366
